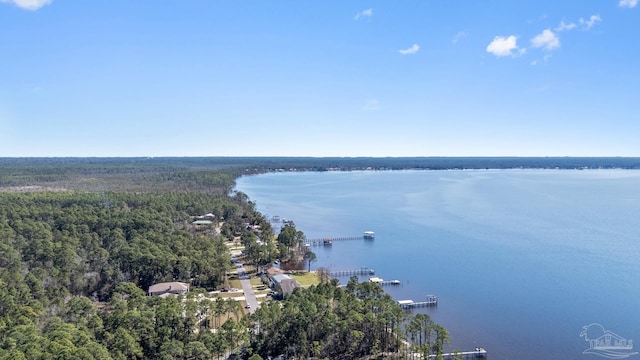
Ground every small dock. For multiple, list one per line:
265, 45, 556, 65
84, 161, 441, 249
426, 348, 487, 360
369, 277, 400, 286
398, 295, 438, 309
329, 268, 375, 276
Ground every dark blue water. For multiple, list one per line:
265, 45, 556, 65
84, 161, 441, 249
235, 170, 640, 360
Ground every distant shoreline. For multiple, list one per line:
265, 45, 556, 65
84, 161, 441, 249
2, 156, 640, 171
3, 156, 640, 194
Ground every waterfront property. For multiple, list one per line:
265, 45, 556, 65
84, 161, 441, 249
265, 267, 299, 295
271, 274, 299, 295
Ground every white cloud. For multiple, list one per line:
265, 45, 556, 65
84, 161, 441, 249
531, 29, 560, 50
398, 44, 420, 55
619, 0, 638, 8
555, 20, 577, 32
0, 0, 51, 10
486, 35, 519, 57
580, 14, 602, 29
453, 31, 468, 44
354, 8, 373, 20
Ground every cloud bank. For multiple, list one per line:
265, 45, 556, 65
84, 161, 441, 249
0, 0, 51, 10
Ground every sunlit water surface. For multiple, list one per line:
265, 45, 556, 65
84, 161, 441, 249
235, 170, 640, 360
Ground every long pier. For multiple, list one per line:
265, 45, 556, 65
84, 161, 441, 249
308, 235, 367, 245
329, 268, 375, 276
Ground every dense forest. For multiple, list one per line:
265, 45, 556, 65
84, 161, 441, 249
0, 191, 245, 298
247, 277, 451, 359
0, 186, 263, 359
0, 161, 269, 359
6, 156, 625, 359
0, 187, 449, 359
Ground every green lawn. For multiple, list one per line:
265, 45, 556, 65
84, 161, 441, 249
291, 271, 320, 287
213, 292, 244, 300
228, 279, 242, 289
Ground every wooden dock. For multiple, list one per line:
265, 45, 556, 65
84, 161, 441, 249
426, 348, 487, 359
308, 231, 375, 246
369, 277, 400, 286
308, 235, 367, 246
329, 268, 375, 276
398, 295, 438, 309
378, 280, 401, 286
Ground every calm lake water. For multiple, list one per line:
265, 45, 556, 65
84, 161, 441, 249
235, 170, 640, 360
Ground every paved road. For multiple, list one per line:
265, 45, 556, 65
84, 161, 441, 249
232, 257, 258, 314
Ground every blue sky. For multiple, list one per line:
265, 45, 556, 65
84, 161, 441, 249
1, 0, 639, 157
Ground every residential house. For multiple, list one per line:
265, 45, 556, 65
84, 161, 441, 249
271, 274, 298, 295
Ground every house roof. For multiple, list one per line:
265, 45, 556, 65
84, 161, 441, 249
272, 274, 298, 294
272, 274, 292, 283
192, 220, 213, 225
267, 267, 285, 277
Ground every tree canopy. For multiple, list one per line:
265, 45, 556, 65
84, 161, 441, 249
0, 160, 456, 359
0, 187, 262, 359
